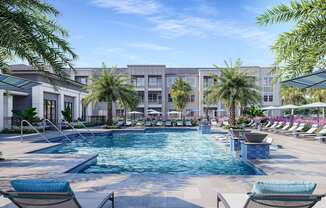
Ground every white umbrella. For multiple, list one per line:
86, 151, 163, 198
168, 111, 181, 115
279, 104, 298, 115
128, 111, 143, 115
148, 110, 161, 115
261, 106, 278, 110
297, 102, 326, 124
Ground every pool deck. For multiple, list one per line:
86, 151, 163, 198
1, 127, 326, 207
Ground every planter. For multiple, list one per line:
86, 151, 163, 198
231, 129, 251, 138
245, 133, 268, 143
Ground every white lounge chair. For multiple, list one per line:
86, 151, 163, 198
297, 124, 319, 137
262, 121, 278, 131
274, 122, 290, 133
285, 123, 305, 135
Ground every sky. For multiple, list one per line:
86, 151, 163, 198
43, 0, 292, 68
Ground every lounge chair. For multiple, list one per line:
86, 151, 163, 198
165, 120, 172, 127
267, 122, 283, 132
262, 121, 278, 131
125, 120, 132, 127
156, 120, 163, 126
314, 125, 326, 142
260, 121, 271, 130
297, 124, 319, 137
285, 123, 305, 135
145, 120, 152, 127
280, 122, 298, 134
116, 120, 124, 128
217, 181, 325, 208
274, 122, 290, 133
185, 120, 192, 126
176, 120, 184, 126
0, 179, 114, 208
136, 120, 144, 126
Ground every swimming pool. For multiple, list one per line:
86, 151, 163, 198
38, 130, 260, 175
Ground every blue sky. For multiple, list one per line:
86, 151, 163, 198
46, 0, 291, 67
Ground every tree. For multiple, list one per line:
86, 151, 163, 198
206, 59, 260, 126
83, 64, 138, 126
61, 107, 73, 123
281, 87, 307, 105
170, 78, 192, 119
257, 0, 326, 80
0, 0, 77, 76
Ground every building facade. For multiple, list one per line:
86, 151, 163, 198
71, 65, 281, 119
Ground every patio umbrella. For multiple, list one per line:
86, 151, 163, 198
168, 111, 181, 119
261, 106, 278, 110
148, 110, 161, 115
279, 104, 298, 115
128, 111, 143, 121
297, 102, 326, 125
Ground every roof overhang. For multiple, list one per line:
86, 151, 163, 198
282, 70, 326, 89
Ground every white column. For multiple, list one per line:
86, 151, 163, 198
58, 93, 64, 121
32, 86, 44, 118
73, 96, 79, 120
0, 90, 4, 130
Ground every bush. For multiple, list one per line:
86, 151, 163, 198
12, 107, 40, 124
1, 127, 43, 134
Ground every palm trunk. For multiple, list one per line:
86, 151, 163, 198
107, 102, 113, 126
229, 101, 236, 126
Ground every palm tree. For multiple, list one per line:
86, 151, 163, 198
170, 78, 192, 119
206, 60, 260, 126
84, 64, 138, 126
257, 0, 326, 79
0, 0, 76, 76
281, 87, 307, 105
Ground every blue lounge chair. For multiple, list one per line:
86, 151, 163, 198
217, 181, 325, 208
185, 120, 192, 126
0, 179, 114, 208
145, 120, 152, 127
176, 120, 184, 127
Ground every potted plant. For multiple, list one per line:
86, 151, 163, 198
244, 132, 268, 143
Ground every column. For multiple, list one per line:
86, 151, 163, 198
32, 86, 44, 118
58, 93, 64, 121
74, 95, 79, 120
0, 90, 4, 130
144, 74, 149, 116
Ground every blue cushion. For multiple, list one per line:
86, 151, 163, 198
252, 181, 316, 195
11, 179, 73, 193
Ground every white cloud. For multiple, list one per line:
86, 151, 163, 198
128, 42, 171, 51
91, 0, 161, 15
150, 15, 275, 47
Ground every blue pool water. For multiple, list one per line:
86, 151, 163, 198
39, 130, 259, 175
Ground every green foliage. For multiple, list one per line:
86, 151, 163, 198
257, 0, 326, 80
84, 63, 138, 125
0, 0, 77, 76
13, 107, 39, 124
206, 59, 261, 126
244, 106, 264, 117
170, 78, 192, 117
61, 107, 73, 123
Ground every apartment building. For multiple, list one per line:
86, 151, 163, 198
72, 65, 281, 119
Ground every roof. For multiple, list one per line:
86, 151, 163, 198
0, 74, 40, 92
282, 70, 326, 89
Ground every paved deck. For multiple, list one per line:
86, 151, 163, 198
1, 128, 326, 207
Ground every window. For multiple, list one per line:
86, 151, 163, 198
167, 76, 177, 88
148, 92, 162, 104
204, 76, 214, 88
187, 95, 195, 102
44, 99, 57, 123
264, 76, 273, 86
263, 95, 268, 102
131, 76, 144, 87
269, 95, 273, 102
116, 109, 124, 117
148, 76, 162, 88
168, 93, 173, 102
75, 76, 88, 84
137, 91, 144, 104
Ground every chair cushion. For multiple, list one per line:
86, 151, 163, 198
252, 181, 316, 194
11, 179, 73, 193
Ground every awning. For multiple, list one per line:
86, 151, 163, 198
282, 70, 326, 89
0, 74, 40, 92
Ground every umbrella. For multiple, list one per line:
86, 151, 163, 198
279, 104, 298, 116
261, 106, 278, 110
297, 102, 326, 124
168, 111, 181, 115
148, 110, 161, 115
128, 111, 143, 115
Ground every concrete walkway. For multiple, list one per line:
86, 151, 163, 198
1, 128, 326, 207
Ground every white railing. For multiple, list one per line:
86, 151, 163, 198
77, 120, 96, 139
20, 120, 49, 143
43, 119, 71, 142
62, 120, 87, 140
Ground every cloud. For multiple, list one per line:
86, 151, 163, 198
150, 15, 275, 47
91, 0, 161, 15
128, 42, 171, 51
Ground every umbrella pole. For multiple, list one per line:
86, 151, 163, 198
318, 107, 320, 125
